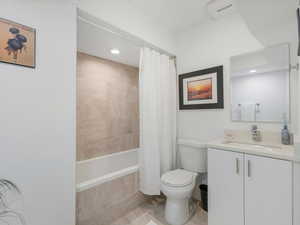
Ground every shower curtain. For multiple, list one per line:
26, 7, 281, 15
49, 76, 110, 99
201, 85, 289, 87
138, 47, 177, 195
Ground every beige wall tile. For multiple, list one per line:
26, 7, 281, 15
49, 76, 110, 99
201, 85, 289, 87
76, 173, 147, 225
77, 52, 139, 161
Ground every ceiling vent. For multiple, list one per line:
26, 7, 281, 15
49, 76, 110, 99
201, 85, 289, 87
206, 0, 236, 20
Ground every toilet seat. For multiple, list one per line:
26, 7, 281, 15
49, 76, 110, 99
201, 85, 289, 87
161, 169, 196, 187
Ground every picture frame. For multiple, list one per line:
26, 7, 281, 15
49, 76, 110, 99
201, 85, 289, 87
179, 65, 224, 109
0, 17, 36, 68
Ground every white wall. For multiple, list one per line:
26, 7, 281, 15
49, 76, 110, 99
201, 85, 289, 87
176, 13, 274, 142
252, 21, 299, 136
78, 0, 176, 55
0, 1, 76, 225
237, 0, 299, 137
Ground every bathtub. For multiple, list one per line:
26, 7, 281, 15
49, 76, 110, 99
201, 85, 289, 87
76, 149, 139, 192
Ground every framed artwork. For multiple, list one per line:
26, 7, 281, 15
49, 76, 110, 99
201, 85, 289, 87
0, 18, 36, 68
179, 65, 224, 109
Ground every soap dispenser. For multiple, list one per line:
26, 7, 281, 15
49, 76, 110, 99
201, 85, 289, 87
281, 115, 290, 145
281, 113, 292, 145
281, 124, 290, 145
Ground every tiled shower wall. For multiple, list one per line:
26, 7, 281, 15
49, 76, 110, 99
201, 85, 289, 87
76, 52, 139, 161
76, 53, 143, 225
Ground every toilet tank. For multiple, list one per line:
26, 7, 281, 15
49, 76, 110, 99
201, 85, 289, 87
178, 139, 207, 173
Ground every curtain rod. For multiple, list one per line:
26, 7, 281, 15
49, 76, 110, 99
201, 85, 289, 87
77, 9, 176, 59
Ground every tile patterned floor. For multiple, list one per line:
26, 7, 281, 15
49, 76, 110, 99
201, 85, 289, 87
110, 197, 208, 225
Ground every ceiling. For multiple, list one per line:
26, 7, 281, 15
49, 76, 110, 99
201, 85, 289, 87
237, 0, 295, 31
126, 0, 211, 33
77, 18, 140, 67
77, 0, 213, 66
231, 43, 290, 77
77, 0, 296, 68
236, 0, 297, 49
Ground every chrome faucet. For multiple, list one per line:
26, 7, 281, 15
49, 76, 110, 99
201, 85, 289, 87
251, 125, 261, 142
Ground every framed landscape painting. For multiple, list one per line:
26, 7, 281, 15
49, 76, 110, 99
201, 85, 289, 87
179, 66, 224, 109
0, 18, 36, 68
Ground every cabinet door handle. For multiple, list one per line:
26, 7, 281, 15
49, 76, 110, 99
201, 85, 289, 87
236, 158, 240, 174
247, 160, 251, 177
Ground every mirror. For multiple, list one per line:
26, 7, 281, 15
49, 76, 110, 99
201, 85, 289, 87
230, 43, 290, 123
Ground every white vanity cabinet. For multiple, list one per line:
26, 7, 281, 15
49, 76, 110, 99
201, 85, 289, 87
244, 154, 292, 225
208, 148, 293, 225
208, 149, 244, 225
294, 162, 300, 225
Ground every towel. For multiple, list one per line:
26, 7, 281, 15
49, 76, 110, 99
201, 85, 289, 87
241, 103, 256, 121
232, 104, 242, 121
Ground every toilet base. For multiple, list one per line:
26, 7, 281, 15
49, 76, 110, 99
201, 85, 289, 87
165, 198, 194, 225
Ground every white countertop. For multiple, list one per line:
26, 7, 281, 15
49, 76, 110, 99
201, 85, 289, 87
207, 139, 300, 162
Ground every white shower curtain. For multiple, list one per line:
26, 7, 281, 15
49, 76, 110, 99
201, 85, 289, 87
138, 47, 177, 195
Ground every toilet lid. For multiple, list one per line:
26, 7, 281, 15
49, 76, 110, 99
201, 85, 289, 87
161, 169, 195, 187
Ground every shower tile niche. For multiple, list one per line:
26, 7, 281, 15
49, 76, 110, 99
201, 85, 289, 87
77, 52, 139, 161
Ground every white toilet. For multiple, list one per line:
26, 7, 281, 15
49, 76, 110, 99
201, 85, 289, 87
161, 143, 207, 225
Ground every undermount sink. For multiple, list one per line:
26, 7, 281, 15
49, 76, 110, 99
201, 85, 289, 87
222, 141, 282, 152
207, 137, 296, 162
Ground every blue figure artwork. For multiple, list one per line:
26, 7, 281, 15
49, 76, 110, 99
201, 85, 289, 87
0, 18, 35, 68
5, 27, 27, 60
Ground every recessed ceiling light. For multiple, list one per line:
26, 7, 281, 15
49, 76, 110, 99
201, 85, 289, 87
110, 48, 120, 55
250, 69, 257, 73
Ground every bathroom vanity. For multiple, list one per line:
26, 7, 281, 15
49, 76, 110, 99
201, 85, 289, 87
207, 139, 299, 225
209, 42, 300, 225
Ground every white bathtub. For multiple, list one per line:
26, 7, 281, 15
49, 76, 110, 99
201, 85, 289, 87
76, 149, 139, 192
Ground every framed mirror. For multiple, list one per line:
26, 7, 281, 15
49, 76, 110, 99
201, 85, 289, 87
230, 43, 290, 123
